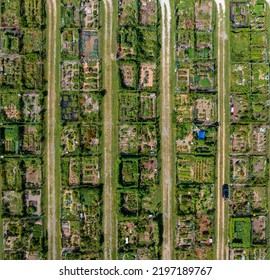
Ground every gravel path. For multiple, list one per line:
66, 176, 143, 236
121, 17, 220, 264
46, 0, 58, 260
159, 0, 173, 260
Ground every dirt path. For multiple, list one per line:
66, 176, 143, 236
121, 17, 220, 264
215, 0, 227, 260
46, 0, 58, 260
159, 0, 173, 260
102, 0, 116, 260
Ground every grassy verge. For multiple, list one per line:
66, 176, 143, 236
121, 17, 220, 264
266, 0, 270, 260
0, 164, 3, 259
169, 0, 176, 260
223, 0, 231, 259
100, 0, 118, 259
110, 0, 119, 260
54, 0, 62, 260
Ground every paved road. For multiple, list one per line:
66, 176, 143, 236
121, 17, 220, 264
159, 0, 173, 260
46, 0, 58, 260
102, 0, 116, 260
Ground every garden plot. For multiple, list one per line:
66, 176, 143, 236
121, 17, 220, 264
138, 0, 157, 26
117, 27, 137, 59
119, 191, 139, 216
61, 220, 80, 249
81, 61, 99, 91
137, 218, 158, 247
176, 186, 214, 216
24, 189, 42, 216
140, 93, 156, 120
81, 0, 99, 29
119, 64, 137, 88
23, 54, 43, 90
139, 63, 156, 89
80, 189, 102, 251
0, 0, 20, 28
249, 1, 266, 30
2, 159, 22, 191
252, 216, 266, 245
229, 247, 268, 260
251, 125, 267, 154
21, 220, 43, 252
82, 157, 100, 185
22, 29, 42, 54
0, 55, 21, 88
139, 125, 157, 155
141, 186, 159, 214
138, 29, 158, 60
231, 186, 268, 216
251, 63, 268, 94
61, 93, 79, 121
250, 156, 267, 183
61, 189, 81, 220
118, 221, 138, 252
230, 95, 250, 123
0, 31, 20, 54
175, 214, 213, 260
61, 29, 79, 59
136, 247, 158, 260
61, 157, 80, 187
24, 158, 42, 187
139, 157, 158, 187
3, 126, 20, 154
119, 93, 138, 122
120, 159, 138, 186
192, 62, 214, 92
61, 124, 80, 155
81, 31, 99, 61
176, 123, 193, 154
81, 125, 99, 154
230, 2, 250, 28
231, 29, 250, 62
230, 64, 251, 93
196, 214, 213, 247
22, 93, 42, 123
177, 156, 214, 183
230, 217, 251, 248
61, 0, 80, 28
175, 216, 195, 249
195, 32, 213, 60
118, 0, 138, 26
2, 191, 23, 216
230, 125, 250, 153
119, 124, 138, 155
176, 0, 194, 30
251, 37, 267, 61
118, 218, 158, 258
176, 31, 195, 61
68, 158, 80, 186
194, 97, 215, 123
21, 0, 43, 28
176, 67, 195, 93
22, 125, 42, 154
80, 93, 100, 122
3, 220, 22, 250
61, 61, 79, 91
251, 94, 268, 122
231, 157, 249, 182
175, 94, 193, 123
2, 93, 21, 122
195, 0, 213, 32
